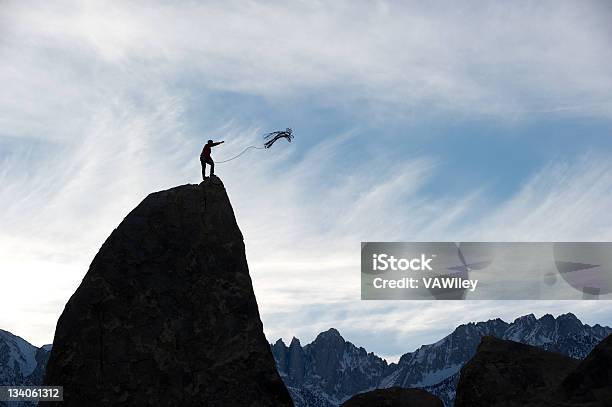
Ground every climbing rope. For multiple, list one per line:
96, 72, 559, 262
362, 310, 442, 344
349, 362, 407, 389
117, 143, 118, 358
216, 128, 294, 164
215, 145, 265, 163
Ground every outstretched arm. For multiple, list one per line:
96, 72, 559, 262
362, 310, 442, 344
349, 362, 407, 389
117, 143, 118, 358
212, 141, 224, 147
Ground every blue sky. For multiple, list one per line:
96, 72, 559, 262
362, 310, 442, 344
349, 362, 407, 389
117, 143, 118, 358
2, 1, 612, 361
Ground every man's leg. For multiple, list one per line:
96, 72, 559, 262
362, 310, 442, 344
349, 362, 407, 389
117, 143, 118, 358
205, 157, 215, 176
200, 158, 206, 179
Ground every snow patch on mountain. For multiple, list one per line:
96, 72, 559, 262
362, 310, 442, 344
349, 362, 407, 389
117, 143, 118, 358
413, 363, 462, 387
378, 367, 401, 388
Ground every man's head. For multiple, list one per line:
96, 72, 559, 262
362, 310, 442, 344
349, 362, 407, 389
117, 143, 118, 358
207, 139, 213, 144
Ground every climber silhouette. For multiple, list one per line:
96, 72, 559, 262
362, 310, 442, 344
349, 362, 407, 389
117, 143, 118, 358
201, 139, 224, 179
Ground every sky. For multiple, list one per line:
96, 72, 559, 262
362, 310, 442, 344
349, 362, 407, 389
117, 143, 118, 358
2, 0, 612, 362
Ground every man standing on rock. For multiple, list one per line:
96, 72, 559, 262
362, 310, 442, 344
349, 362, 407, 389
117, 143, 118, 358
201, 139, 224, 179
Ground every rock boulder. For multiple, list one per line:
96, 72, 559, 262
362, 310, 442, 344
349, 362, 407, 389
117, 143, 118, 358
44, 177, 293, 406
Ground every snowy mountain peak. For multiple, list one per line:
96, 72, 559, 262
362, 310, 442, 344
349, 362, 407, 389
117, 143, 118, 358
540, 313, 556, 323
316, 328, 343, 341
0, 329, 38, 378
0, 329, 50, 386
513, 313, 537, 324
557, 312, 581, 325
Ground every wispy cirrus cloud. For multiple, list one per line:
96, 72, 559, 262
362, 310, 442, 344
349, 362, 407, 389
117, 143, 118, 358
2, 0, 612, 133
1, 1, 612, 354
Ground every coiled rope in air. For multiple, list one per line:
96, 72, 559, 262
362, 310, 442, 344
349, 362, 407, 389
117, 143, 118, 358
216, 128, 294, 164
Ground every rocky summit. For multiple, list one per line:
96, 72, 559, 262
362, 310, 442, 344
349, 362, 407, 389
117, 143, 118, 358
44, 177, 293, 406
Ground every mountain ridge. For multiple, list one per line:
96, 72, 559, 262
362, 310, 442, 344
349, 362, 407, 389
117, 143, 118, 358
272, 312, 612, 407
2, 312, 610, 406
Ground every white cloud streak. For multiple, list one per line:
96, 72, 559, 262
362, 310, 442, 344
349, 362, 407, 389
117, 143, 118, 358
2, 0, 612, 133
1, 1, 612, 353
